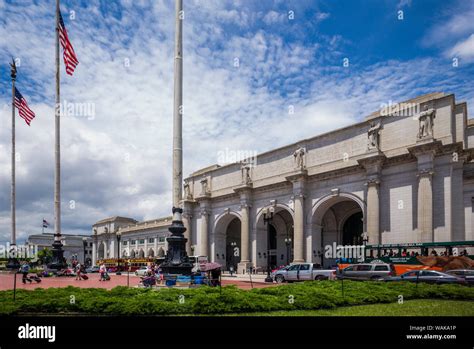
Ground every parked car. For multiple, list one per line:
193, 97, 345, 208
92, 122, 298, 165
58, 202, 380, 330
272, 263, 336, 283
86, 266, 100, 273
338, 263, 396, 281
386, 270, 463, 284
445, 269, 474, 285
135, 266, 149, 277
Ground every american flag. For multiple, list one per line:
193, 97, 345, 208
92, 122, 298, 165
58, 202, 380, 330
42, 219, 50, 228
14, 87, 36, 126
58, 11, 79, 75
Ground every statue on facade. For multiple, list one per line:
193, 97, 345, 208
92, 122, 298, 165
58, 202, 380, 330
241, 161, 252, 185
200, 177, 209, 196
367, 121, 381, 150
417, 105, 436, 139
183, 180, 192, 200
293, 146, 306, 169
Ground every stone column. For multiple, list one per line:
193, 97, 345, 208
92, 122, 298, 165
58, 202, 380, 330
182, 200, 194, 256
417, 169, 434, 242
109, 240, 115, 258
286, 170, 307, 263
358, 153, 385, 246
293, 193, 305, 263
234, 185, 252, 273
200, 208, 209, 257
366, 179, 380, 245
92, 242, 97, 265
408, 140, 439, 243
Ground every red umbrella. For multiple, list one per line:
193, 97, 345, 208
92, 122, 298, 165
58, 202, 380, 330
199, 262, 222, 272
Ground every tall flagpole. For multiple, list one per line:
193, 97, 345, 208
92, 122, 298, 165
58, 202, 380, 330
161, 0, 192, 276
172, 0, 183, 210
7, 59, 20, 270
50, 0, 66, 270
54, 0, 61, 238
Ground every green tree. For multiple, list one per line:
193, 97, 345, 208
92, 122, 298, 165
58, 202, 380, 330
37, 248, 53, 265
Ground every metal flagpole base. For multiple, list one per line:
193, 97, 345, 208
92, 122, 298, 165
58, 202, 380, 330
6, 245, 20, 270
160, 207, 193, 277
6, 258, 20, 270
48, 237, 67, 270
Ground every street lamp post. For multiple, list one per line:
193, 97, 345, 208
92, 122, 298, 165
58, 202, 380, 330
284, 237, 292, 265
116, 231, 122, 275
263, 207, 274, 283
230, 241, 237, 276
82, 237, 89, 267
362, 232, 369, 262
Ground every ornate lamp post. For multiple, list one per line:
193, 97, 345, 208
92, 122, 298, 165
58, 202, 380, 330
116, 231, 122, 275
263, 207, 274, 283
284, 237, 292, 265
362, 232, 369, 261
230, 241, 237, 275
82, 237, 88, 267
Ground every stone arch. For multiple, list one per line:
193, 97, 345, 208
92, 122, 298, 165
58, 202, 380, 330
138, 249, 145, 258
130, 250, 136, 258
122, 250, 128, 258
255, 203, 294, 225
310, 192, 366, 267
213, 211, 242, 270
157, 247, 165, 257
147, 248, 155, 257
310, 192, 365, 226
255, 204, 295, 269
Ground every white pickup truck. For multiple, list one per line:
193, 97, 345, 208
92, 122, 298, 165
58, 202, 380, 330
272, 263, 336, 283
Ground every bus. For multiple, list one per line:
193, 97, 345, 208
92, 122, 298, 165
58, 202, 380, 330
338, 240, 474, 275
97, 257, 165, 272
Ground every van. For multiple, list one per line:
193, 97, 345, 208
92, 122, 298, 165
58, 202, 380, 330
339, 263, 396, 281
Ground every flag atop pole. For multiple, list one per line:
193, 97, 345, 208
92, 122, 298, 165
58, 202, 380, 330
14, 87, 36, 126
58, 10, 79, 75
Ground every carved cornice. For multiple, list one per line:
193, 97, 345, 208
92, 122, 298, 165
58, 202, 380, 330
407, 139, 443, 157
416, 168, 434, 178
285, 169, 308, 183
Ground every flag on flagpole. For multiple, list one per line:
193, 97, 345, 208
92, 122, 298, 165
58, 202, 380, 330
58, 11, 79, 75
14, 87, 36, 126
42, 219, 50, 228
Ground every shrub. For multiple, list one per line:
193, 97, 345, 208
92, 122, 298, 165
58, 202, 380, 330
0, 281, 472, 315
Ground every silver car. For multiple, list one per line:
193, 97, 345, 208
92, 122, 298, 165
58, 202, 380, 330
445, 269, 474, 285
339, 263, 396, 281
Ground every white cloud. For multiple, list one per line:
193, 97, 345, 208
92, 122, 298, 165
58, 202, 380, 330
448, 34, 474, 63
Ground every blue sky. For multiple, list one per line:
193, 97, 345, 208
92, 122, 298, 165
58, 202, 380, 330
0, 0, 473, 242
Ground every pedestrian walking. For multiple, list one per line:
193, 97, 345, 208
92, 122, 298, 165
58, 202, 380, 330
20, 262, 31, 284
75, 262, 82, 280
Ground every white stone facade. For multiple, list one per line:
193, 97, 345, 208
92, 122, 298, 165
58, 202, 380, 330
93, 92, 474, 271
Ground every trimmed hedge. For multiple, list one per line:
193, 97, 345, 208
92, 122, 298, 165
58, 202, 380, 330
0, 281, 473, 315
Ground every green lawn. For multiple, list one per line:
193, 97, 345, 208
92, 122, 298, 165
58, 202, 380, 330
231, 299, 474, 316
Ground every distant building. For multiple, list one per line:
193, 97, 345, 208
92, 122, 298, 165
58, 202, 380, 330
91, 216, 171, 266
27, 233, 93, 265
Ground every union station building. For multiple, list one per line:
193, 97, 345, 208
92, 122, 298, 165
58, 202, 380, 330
92, 92, 474, 272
